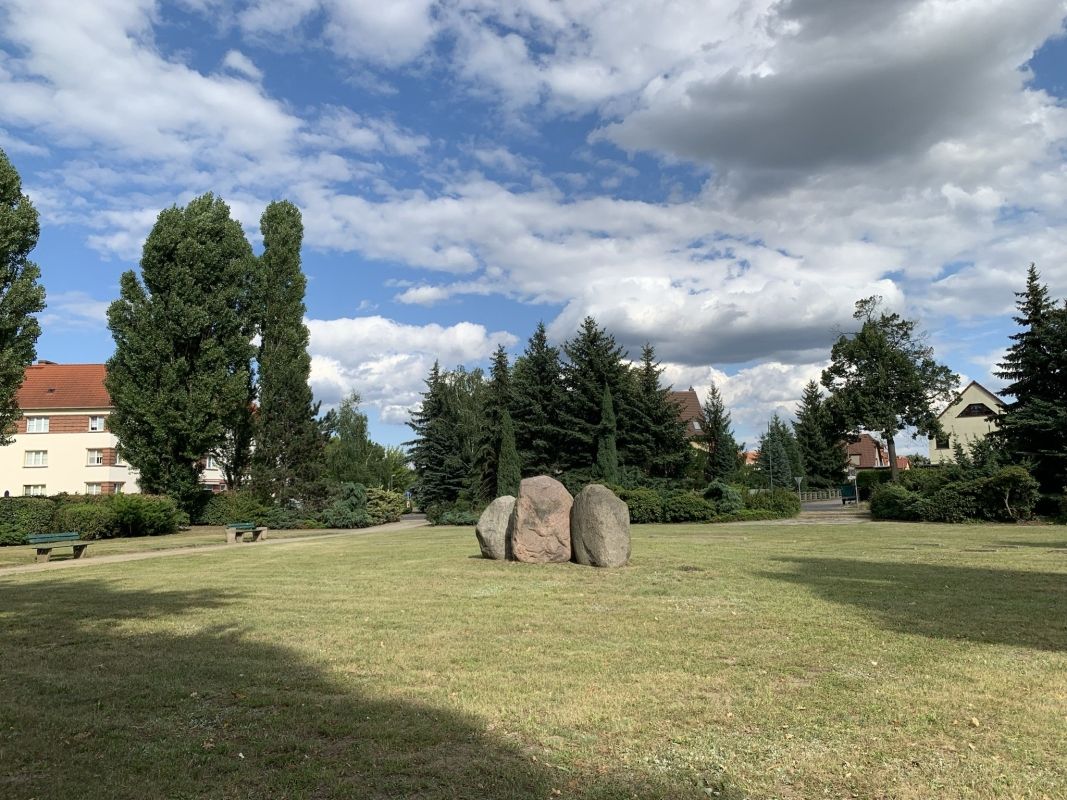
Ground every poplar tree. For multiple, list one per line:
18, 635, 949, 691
250, 200, 325, 507
994, 265, 1067, 492
595, 384, 620, 483
701, 382, 740, 484
793, 380, 847, 488
511, 322, 567, 475
0, 149, 46, 445
106, 193, 257, 511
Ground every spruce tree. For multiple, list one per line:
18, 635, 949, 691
496, 409, 521, 497
0, 148, 46, 445
106, 193, 257, 511
594, 384, 620, 484
793, 380, 846, 488
631, 344, 690, 479
250, 200, 325, 508
701, 382, 740, 484
561, 316, 632, 471
512, 322, 567, 475
994, 265, 1067, 492
757, 417, 795, 489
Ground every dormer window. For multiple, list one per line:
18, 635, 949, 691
958, 403, 994, 418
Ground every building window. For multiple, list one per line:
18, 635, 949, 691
26, 417, 49, 433
205, 455, 218, 470
957, 402, 995, 418
23, 484, 46, 496
24, 450, 47, 467
114, 482, 124, 494
85, 483, 103, 495
89, 416, 106, 432
115, 452, 126, 467
935, 436, 950, 450
87, 449, 104, 466
691, 420, 702, 432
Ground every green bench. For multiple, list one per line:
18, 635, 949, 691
840, 483, 858, 505
225, 522, 268, 544
27, 532, 88, 563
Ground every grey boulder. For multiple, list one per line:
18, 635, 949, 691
570, 484, 630, 567
475, 495, 514, 560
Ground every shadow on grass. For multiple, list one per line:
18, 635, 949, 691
765, 558, 1067, 652
992, 539, 1067, 550
0, 580, 735, 800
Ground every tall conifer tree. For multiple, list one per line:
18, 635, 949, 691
475, 346, 513, 501
701, 382, 740, 483
0, 149, 46, 444
595, 384, 620, 483
631, 344, 690, 479
512, 322, 567, 475
496, 409, 521, 497
106, 194, 257, 510
250, 200, 324, 507
793, 380, 846, 488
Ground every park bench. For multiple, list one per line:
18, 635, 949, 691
225, 522, 269, 544
840, 483, 858, 505
27, 532, 88, 563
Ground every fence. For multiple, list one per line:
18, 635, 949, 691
798, 489, 842, 502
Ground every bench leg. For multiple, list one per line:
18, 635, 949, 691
35, 548, 51, 563
73, 544, 88, 559
252, 528, 268, 542
226, 529, 237, 544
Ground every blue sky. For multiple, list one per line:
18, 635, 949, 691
2, 0, 1066, 452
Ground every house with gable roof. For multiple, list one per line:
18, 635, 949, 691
928, 380, 1004, 464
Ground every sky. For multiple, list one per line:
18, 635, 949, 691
2, 0, 1067, 454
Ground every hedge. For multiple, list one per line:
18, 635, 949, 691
0, 497, 57, 545
870, 484, 921, 521
744, 488, 801, 517
874, 466, 1040, 523
200, 491, 273, 527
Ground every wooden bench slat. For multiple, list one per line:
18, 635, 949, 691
28, 533, 81, 543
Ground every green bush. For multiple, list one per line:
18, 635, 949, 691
433, 507, 481, 526
109, 494, 181, 537
201, 491, 272, 527
856, 469, 892, 501
54, 503, 118, 540
744, 489, 801, 517
618, 488, 663, 523
366, 488, 406, 525
870, 484, 922, 521
898, 467, 951, 496
661, 491, 716, 522
971, 466, 1039, 522
0, 497, 57, 545
703, 481, 744, 515
916, 484, 977, 523
321, 483, 370, 529
709, 508, 787, 523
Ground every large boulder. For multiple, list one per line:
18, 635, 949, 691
507, 476, 573, 563
570, 484, 630, 567
475, 495, 514, 560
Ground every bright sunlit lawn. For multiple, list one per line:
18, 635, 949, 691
1, 520, 1065, 799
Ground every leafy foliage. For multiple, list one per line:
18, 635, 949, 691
320, 483, 371, 529
703, 481, 744, 515
365, 488, 406, 526
823, 296, 958, 481
200, 490, 273, 527
0, 497, 56, 545
106, 194, 258, 511
0, 148, 47, 445
744, 488, 801, 517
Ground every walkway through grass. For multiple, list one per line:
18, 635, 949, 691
1, 522, 1064, 798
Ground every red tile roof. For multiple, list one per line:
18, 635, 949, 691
16, 363, 111, 410
846, 433, 886, 469
669, 388, 703, 438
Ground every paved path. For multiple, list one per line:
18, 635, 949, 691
0, 518, 430, 578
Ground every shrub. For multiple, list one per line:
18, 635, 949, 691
320, 483, 370, 529
661, 491, 716, 522
709, 508, 786, 523
109, 494, 181, 537
54, 503, 118, 540
366, 488, 406, 525
856, 469, 892, 501
0, 497, 57, 545
618, 488, 663, 523
972, 466, 1039, 522
201, 491, 272, 527
916, 484, 977, 523
870, 484, 922, 521
744, 488, 801, 517
703, 481, 744, 515
898, 467, 952, 496
433, 507, 481, 526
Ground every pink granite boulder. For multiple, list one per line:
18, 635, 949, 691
507, 476, 573, 563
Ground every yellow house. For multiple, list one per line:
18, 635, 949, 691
928, 380, 1004, 464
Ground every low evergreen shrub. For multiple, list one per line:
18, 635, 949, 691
744, 488, 801, 517
321, 483, 371, 529
109, 494, 181, 537
366, 488, 406, 525
703, 481, 744, 515
201, 491, 273, 526
870, 484, 922, 521
617, 488, 663, 523
54, 503, 118, 539
856, 469, 892, 501
661, 491, 716, 522
916, 484, 978, 523
0, 497, 57, 545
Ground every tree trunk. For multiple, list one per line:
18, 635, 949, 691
886, 435, 899, 482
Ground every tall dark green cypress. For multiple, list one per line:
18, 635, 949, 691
475, 346, 513, 501
561, 316, 632, 471
496, 409, 521, 497
793, 380, 846, 488
595, 384, 620, 484
758, 415, 800, 489
250, 200, 325, 508
106, 193, 257, 511
512, 322, 567, 475
0, 148, 46, 445
994, 265, 1067, 492
701, 382, 740, 483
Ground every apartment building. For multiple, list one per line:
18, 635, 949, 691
0, 362, 227, 497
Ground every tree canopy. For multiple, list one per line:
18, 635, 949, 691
822, 297, 958, 481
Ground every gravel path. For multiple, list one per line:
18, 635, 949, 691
0, 518, 430, 578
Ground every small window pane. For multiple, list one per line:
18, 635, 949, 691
26, 417, 49, 433
85, 483, 102, 495
89, 416, 106, 432
87, 449, 104, 466
23, 484, 46, 496
24, 450, 47, 467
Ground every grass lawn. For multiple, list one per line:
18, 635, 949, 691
1, 521, 1065, 799
0, 526, 345, 569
